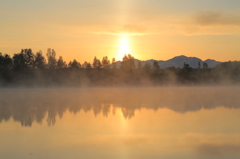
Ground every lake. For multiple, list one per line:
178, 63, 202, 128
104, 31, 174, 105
1, 87, 240, 159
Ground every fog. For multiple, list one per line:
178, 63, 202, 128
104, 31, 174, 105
1, 86, 240, 126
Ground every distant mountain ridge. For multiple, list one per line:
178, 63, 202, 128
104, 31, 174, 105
115, 55, 221, 68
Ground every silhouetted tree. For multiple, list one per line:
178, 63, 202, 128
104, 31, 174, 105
92, 56, 101, 69
180, 62, 194, 83
0, 53, 13, 82
83, 61, 92, 69
0, 53, 3, 67
102, 56, 110, 68
214, 61, 240, 82
34, 51, 46, 69
22, 49, 35, 69
143, 62, 151, 72
122, 54, 129, 62
153, 61, 160, 70
46, 48, 57, 69
111, 58, 117, 69
121, 54, 135, 70
68, 59, 81, 68
198, 61, 201, 69
152, 61, 160, 79
13, 52, 26, 71
203, 62, 208, 69
183, 62, 190, 69
12, 49, 36, 71
0, 53, 12, 70
137, 61, 142, 70
57, 56, 67, 68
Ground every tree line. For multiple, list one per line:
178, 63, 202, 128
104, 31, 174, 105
0, 48, 240, 86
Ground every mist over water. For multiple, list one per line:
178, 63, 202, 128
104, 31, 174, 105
1, 86, 240, 125
1, 87, 240, 159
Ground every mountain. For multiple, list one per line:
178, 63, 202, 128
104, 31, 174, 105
156, 55, 221, 68
113, 55, 221, 69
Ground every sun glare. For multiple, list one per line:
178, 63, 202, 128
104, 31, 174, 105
117, 34, 130, 61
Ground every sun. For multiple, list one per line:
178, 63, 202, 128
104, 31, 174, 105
117, 34, 131, 61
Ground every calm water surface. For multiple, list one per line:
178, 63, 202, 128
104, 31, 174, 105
1, 87, 240, 159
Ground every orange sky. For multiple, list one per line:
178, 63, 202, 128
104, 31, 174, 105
1, 0, 240, 63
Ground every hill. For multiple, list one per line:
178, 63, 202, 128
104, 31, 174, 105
114, 55, 221, 68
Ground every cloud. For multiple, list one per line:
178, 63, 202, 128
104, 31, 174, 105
166, 11, 240, 35
196, 143, 240, 156
194, 11, 222, 25
193, 11, 240, 26
41, 10, 240, 36
92, 24, 148, 35
102, 11, 240, 36
121, 24, 147, 34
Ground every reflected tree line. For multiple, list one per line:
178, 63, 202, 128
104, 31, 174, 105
0, 88, 240, 127
1, 48, 240, 86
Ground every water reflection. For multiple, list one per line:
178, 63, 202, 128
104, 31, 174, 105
0, 87, 240, 127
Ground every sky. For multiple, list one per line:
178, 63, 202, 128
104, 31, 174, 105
1, 0, 240, 63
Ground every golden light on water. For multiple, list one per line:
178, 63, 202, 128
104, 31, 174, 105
117, 34, 131, 61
